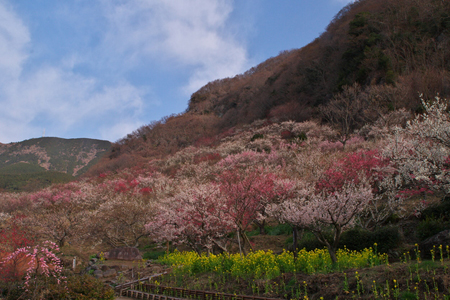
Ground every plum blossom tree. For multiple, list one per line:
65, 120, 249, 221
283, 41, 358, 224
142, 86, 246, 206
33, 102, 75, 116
268, 181, 373, 264
218, 167, 295, 254
89, 176, 162, 248
0, 217, 35, 285
1, 241, 66, 300
384, 95, 450, 194
315, 149, 401, 228
22, 188, 88, 247
146, 182, 234, 254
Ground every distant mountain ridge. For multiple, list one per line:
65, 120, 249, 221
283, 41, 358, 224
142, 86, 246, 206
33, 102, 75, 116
0, 137, 111, 177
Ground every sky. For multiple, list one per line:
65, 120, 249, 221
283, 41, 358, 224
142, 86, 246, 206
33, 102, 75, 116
0, 0, 354, 143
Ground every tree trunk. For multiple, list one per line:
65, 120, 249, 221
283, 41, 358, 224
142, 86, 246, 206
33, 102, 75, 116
292, 226, 299, 259
253, 219, 266, 235
243, 231, 253, 252
327, 246, 338, 265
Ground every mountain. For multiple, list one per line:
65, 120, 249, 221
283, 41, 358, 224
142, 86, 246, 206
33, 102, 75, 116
90, 0, 450, 174
0, 137, 111, 177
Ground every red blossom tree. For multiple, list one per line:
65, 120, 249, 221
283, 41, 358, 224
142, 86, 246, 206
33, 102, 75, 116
0, 217, 35, 283
218, 167, 295, 254
316, 149, 391, 193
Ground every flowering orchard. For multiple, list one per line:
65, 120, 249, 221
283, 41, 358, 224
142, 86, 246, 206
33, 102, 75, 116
0, 96, 449, 296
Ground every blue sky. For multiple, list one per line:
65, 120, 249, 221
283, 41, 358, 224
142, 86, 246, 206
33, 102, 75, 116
0, 0, 354, 143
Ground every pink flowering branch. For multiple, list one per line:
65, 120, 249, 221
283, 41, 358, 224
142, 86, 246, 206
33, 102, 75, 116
1, 241, 67, 298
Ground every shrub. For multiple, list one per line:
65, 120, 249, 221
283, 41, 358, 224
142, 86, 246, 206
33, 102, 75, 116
294, 227, 400, 254
420, 196, 450, 221
47, 274, 114, 300
416, 217, 449, 241
339, 226, 400, 254
296, 231, 326, 251
281, 130, 294, 139
265, 223, 293, 236
143, 250, 166, 260
250, 133, 264, 142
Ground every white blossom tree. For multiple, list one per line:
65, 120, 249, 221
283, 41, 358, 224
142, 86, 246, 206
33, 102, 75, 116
384, 95, 450, 194
268, 181, 373, 264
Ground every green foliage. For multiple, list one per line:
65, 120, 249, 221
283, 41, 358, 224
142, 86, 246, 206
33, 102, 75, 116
0, 171, 74, 192
47, 274, 114, 300
297, 131, 307, 141
143, 250, 167, 260
293, 227, 400, 254
296, 231, 325, 251
0, 162, 46, 175
349, 12, 370, 36
385, 70, 396, 85
421, 196, 450, 220
399, 291, 418, 299
250, 133, 264, 142
246, 229, 260, 237
415, 197, 450, 241
265, 223, 293, 236
416, 216, 450, 241
0, 283, 24, 300
339, 226, 400, 254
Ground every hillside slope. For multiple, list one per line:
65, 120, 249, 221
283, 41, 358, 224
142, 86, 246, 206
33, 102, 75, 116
91, 0, 450, 174
0, 137, 111, 177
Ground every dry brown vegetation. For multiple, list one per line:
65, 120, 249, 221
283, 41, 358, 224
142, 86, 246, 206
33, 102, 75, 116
89, 0, 450, 178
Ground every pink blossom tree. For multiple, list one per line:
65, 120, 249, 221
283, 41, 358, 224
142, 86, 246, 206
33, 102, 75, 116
315, 149, 399, 228
0, 217, 35, 284
146, 182, 234, 254
23, 187, 88, 247
1, 241, 66, 299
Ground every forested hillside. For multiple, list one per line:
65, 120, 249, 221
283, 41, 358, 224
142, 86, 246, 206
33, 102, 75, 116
0, 137, 111, 192
89, 0, 450, 175
0, 137, 111, 176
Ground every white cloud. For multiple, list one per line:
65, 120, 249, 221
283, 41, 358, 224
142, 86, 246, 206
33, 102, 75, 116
101, 0, 250, 94
0, 0, 251, 143
0, 1, 147, 143
0, 1, 29, 94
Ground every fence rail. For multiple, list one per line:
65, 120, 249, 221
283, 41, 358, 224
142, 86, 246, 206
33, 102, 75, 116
116, 277, 282, 300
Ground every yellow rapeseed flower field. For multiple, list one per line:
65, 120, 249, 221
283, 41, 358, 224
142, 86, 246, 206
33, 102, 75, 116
159, 247, 388, 280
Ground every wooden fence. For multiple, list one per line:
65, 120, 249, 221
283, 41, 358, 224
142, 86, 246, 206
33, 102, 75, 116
115, 276, 282, 300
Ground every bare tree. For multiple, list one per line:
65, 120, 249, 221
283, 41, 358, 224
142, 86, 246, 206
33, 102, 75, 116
320, 84, 369, 147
